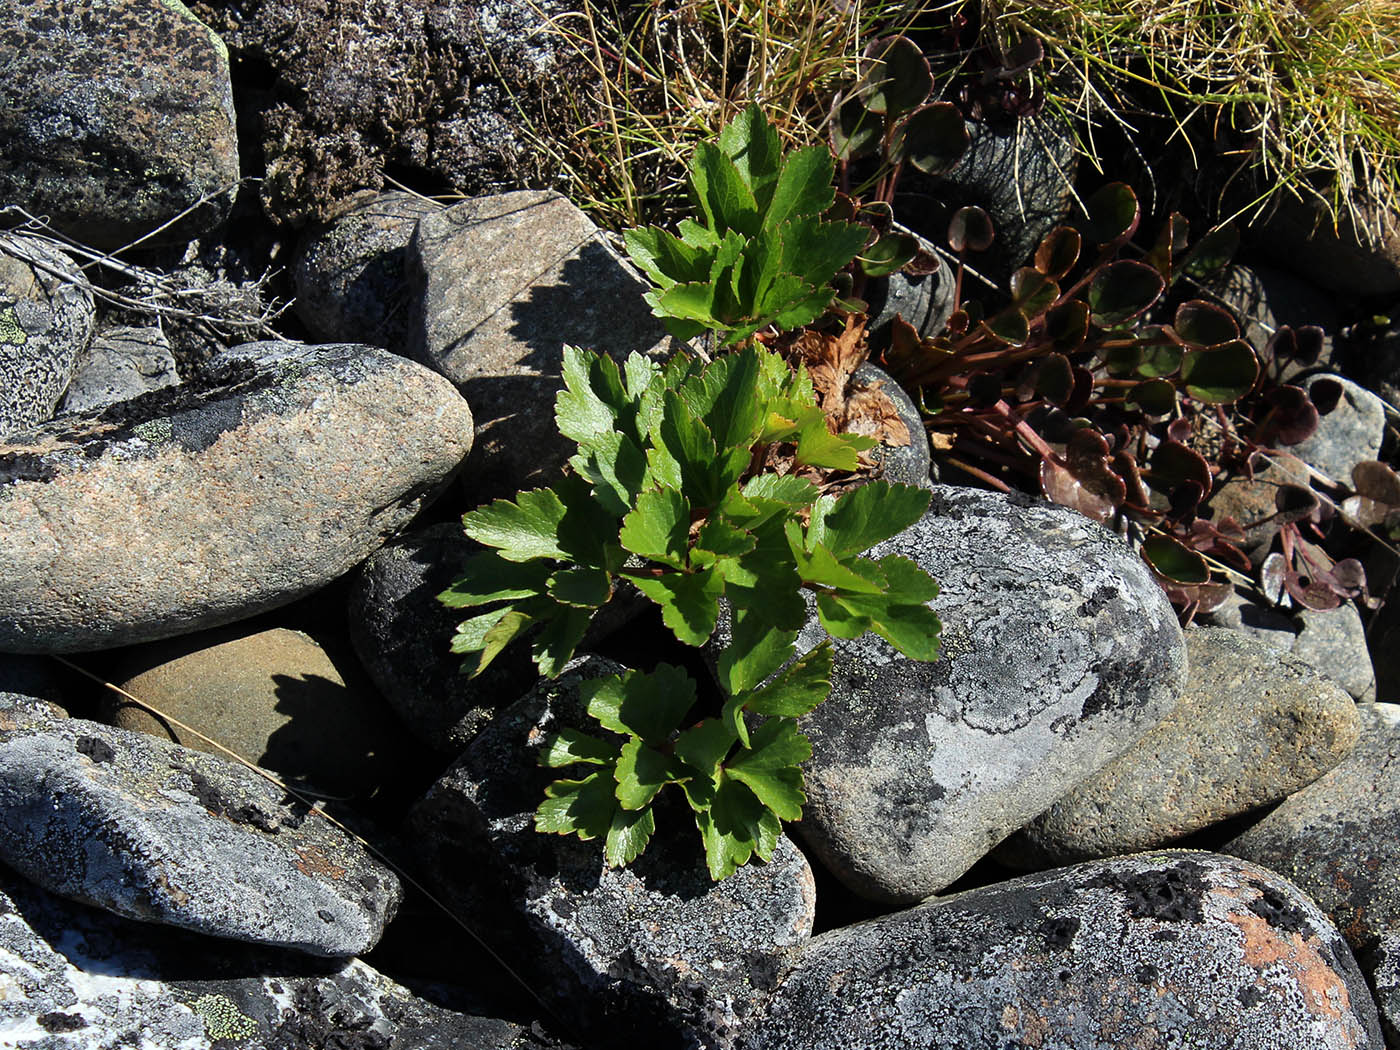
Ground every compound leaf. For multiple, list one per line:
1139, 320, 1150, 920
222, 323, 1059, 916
461, 488, 570, 562
539, 728, 620, 768
536, 770, 618, 840
605, 806, 656, 867
724, 718, 811, 820
620, 487, 691, 567
807, 481, 931, 557
742, 642, 832, 716
615, 738, 686, 810
632, 566, 726, 646
439, 551, 552, 608
585, 664, 698, 746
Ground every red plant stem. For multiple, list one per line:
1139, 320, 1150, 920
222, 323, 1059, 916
942, 456, 1014, 491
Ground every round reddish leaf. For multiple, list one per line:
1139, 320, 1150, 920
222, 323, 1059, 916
1034, 226, 1081, 279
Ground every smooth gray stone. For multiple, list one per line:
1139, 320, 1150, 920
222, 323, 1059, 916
787, 485, 1186, 903
406, 189, 677, 498
294, 190, 444, 346
1225, 702, 1400, 956
1198, 588, 1298, 650
59, 325, 179, 416
851, 361, 933, 488
0, 865, 561, 1049
1294, 601, 1376, 701
0, 0, 237, 249
410, 656, 816, 1049
745, 851, 1382, 1050
0, 340, 473, 653
0, 691, 401, 956
999, 627, 1359, 866
0, 236, 94, 439
1289, 374, 1386, 486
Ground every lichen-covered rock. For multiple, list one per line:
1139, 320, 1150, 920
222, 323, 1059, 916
406, 189, 676, 497
192, 0, 592, 227
0, 0, 237, 249
746, 851, 1383, 1050
293, 190, 443, 346
0, 340, 473, 653
1364, 931, 1400, 1046
0, 700, 401, 956
0, 236, 94, 438
1225, 702, 1400, 955
104, 625, 414, 799
58, 325, 180, 416
786, 486, 1186, 904
410, 657, 817, 1049
0, 864, 564, 1049
348, 523, 538, 753
999, 627, 1360, 866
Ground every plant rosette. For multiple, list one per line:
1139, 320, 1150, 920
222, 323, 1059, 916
440, 342, 942, 879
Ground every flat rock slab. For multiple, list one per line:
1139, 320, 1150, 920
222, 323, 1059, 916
0, 0, 238, 249
1226, 702, 1400, 955
0, 695, 401, 956
407, 189, 676, 496
746, 851, 1382, 1050
410, 657, 816, 1049
0, 865, 564, 1050
790, 486, 1186, 903
0, 340, 473, 652
999, 626, 1360, 866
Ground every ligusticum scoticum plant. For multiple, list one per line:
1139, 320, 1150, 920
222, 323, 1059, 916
440, 343, 943, 879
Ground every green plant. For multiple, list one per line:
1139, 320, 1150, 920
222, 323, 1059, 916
622, 103, 870, 346
441, 342, 941, 878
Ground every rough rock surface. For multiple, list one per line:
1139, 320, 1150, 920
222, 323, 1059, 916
1225, 702, 1400, 956
58, 325, 180, 416
293, 190, 443, 346
1291, 373, 1386, 485
0, 697, 401, 956
410, 657, 817, 1049
406, 189, 676, 497
105, 625, 413, 799
0, 236, 95, 438
0, 340, 473, 652
788, 485, 1186, 904
348, 523, 539, 753
1294, 600, 1377, 701
0, 864, 562, 1049
745, 851, 1382, 1050
0, 0, 238, 249
1365, 931, 1400, 1046
851, 362, 932, 489
193, 0, 592, 227
999, 627, 1360, 866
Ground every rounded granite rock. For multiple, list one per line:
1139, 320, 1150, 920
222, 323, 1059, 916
0, 340, 473, 653
0, 701, 402, 956
746, 851, 1382, 1050
998, 626, 1360, 866
1225, 702, 1400, 955
788, 485, 1187, 904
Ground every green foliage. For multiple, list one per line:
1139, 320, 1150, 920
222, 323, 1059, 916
624, 104, 870, 347
442, 342, 941, 879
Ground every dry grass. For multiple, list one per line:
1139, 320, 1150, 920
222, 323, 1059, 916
984, 0, 1400, 232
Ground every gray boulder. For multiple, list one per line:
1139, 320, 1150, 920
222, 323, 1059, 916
0, 697, 401, 956
0, 340, 473, 652
0, 236, 94, 438
788, 485, 1186, 903
1290, 374, 1386, 486
294, 190, 444, 346
410, 656, 816, 1049
0, 864, 563, 1049
58, 325, 180, 416
999, 626, 1359, 866
746, 851, 1382, 1050
1225, 702, 1400, 957
1365, 931, 1400, 1047
406, 189, 677, 497
1294, 600, 1376, 701
0, 0, 237, 249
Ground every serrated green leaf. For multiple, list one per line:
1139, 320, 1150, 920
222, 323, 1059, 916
718, 619, 799, 696
678, 218, 719, 248
807, 481, 931, 557
721, 693, 751, 749
786, 403, 873, 470
656, 281, 721, 326
691, 142, 761, 236
724, 719, 810, 820
539, 728, 621, 768
605, 806, 656, 867
787, 522, 885, 593
449, 605, 527, 655
461, 489, 569, 562
742, 642, 832, 716
764, 145, 837, 227
623, 226, 713, 291
585, 664, 698, 746
439, 551, 552, 608
632, 566, 725, 646
620, 488, 690, 567
536, 770, 618, 840
869, 553, 940, 604
680, 347, 767, 452
547, 566, 612, 607
816, 591, 942, 660
675, 717, 740, 776
740, 473, 820, 507
776, 216, 869, 290
719, 102, 784, 215
691, 775, 781, 880
532, 604, 593, 678
554, 474, 624, 567
692, 516, 755, 566
556, 345, 634, 449
615, 737, 686, 810
569, 428, 650, 518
